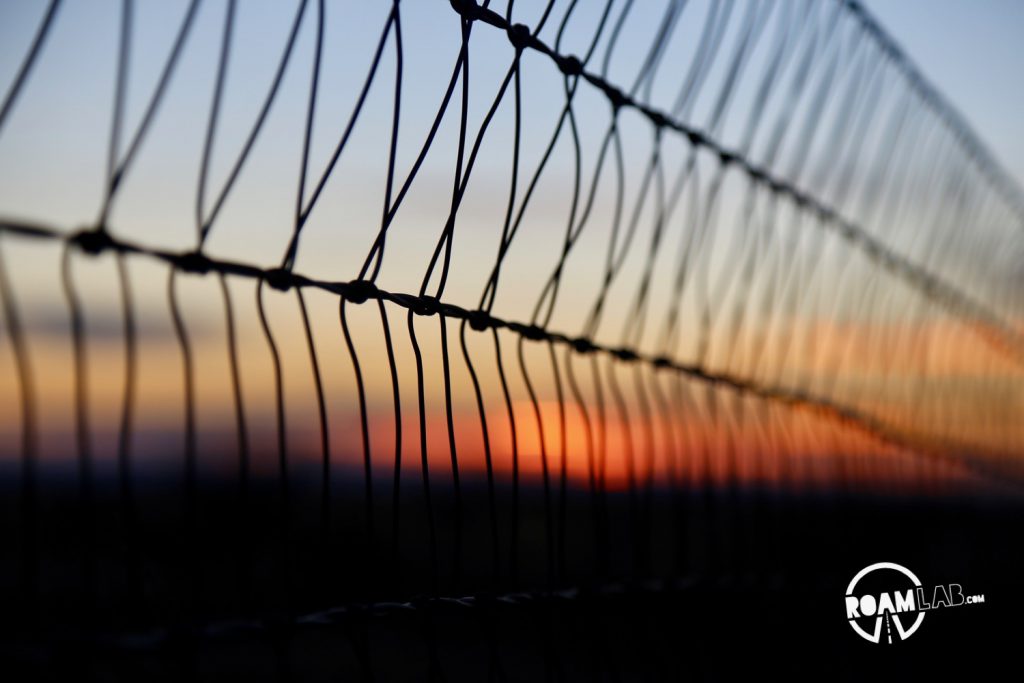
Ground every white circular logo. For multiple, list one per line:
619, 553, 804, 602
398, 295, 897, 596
845, 562, 925, 644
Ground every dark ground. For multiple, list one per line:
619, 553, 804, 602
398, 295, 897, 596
1, 470, 1021, 681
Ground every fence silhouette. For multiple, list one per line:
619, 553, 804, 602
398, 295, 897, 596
1, 0, 1023, 679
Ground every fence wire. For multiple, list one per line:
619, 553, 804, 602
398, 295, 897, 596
1, 0, 1023, 679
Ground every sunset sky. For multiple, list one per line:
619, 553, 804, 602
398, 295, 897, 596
1, 0, 1022, 495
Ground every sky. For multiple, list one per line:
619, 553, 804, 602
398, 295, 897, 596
0, 0, 1021, 494
863, 0, 1024, 190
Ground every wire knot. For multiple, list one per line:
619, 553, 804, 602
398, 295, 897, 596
449, 0, 480, 22
612, 348, 638, 362
571, 337, 596, 354
648, 110, 671, 130
556, 54, 583, 77
413, 295, 440, 317
174, 251, 212, 275
264, 268, 293, 292
507, 23, 531, 52
521, 324, 545, 341
604, 84, 628, 111
345, 279, 377, 304
467, 309, 492, 331
70, 228, 114, 256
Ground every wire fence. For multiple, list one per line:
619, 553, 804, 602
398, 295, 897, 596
1, 0, 1023, 679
